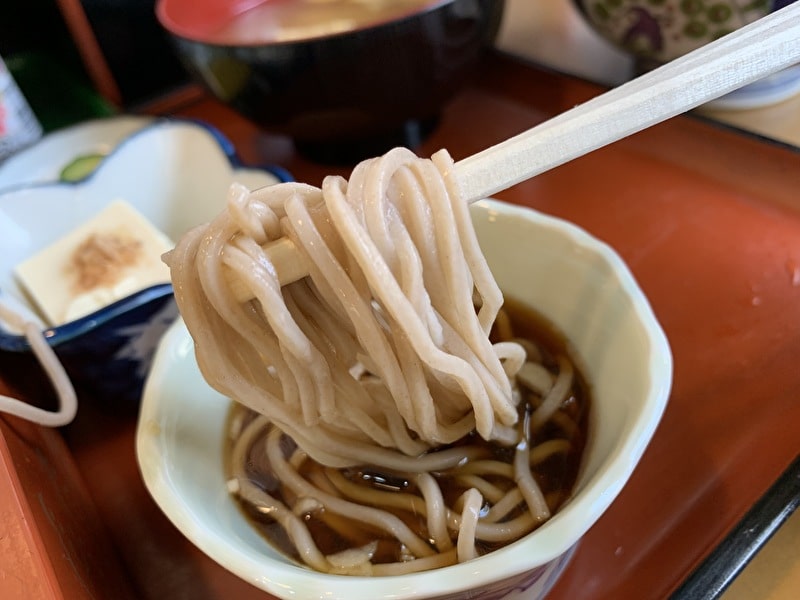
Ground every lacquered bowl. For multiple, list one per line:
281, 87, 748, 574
156, 0, 505, 163
137, 199, 673, 599
0, 119, 290, 408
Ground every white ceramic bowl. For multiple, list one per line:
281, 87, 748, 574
136, 199, 673, 599
0, 118, 290, 407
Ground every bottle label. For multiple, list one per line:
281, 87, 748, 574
0, 58, 42, 161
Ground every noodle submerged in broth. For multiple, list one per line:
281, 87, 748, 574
166, 148, 590, 575
226, 304, 589, 575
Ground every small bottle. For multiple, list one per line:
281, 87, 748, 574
0, 54, 42, 162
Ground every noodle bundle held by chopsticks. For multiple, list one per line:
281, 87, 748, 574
167, 147, 526, 470
166, 148, 584, 574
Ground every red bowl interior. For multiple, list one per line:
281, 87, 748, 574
157, 0, 265, 40
157, 0, 448, 45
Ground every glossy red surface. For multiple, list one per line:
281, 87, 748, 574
156, 0, 264, 40
2, 53, 800, 599
157, 0, 446, 42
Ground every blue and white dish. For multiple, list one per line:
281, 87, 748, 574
0, 118, 291, 407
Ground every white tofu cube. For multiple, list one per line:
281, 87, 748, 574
15, 200, 173, 326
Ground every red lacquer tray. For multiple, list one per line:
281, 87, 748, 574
2, 52, 800, 599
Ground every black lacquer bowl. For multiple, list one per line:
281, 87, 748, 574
156, 0, 505, 163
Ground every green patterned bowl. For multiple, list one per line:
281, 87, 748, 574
572, 0, 800, 108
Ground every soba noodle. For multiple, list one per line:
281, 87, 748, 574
166, 147, 586, 575
0, 302, 77, 427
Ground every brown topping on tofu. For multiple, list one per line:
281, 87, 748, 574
69, 232, 142, 291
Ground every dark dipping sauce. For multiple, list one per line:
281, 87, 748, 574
225, 298, 591, 568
